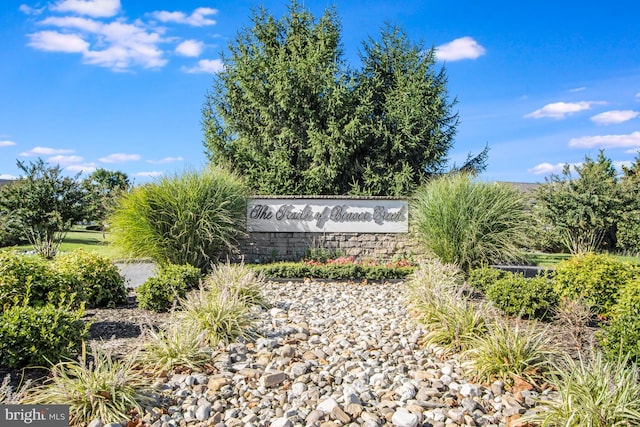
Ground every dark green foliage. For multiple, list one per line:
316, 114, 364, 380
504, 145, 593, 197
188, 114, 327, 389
0, 159, 86, 258
53, 250, 127, 308
203, 1, 486, 196
600, 278, 640, 363
617, 156, 640, 253
534, 151, 623, 254
0, 252, 82, 310
81, 168, 130, 225
468, 266, 505, 292
485, 272, 559, 319
553, 253, 637, 318
412, 174, 529, 272
251, 262, 414, 280
0, 304, 86, 368
136, 276, 186, 312
109, 166, 248, 271
158, 263, 202, 290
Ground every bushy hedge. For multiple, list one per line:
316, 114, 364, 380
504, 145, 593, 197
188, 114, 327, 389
0, 304, 87, 368
600, 277, 640, 363
554, 253, 637, 318
53, 250, 127, 308
157, 263, 202, 290
485, 271, 559, 320
251, 262, 414, 280
108, 166, 248, 271
0, 252, 82, 309
137, 264, 201, 312
467, 265, 505, 293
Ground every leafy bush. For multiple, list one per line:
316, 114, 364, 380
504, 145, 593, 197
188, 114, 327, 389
136, 276, 186, 312
157, 263, 202, 290
485, 271, 559, 319
23, 345, 153, 426
252, 262, 414, 280
412, 174, 529, 272
179, 288, 256, 346
0, 252, 82, 309
466, 319, 560, 386
553, 252, 637, 318
53, 250, 127, 308
205, 262, 268, 308
599, 277, 640, 363
524, 352, 640, 426
467, 265, 505, 292
617, 211, 640, 254
108, 166, 248, 271
0, 304, 86, 368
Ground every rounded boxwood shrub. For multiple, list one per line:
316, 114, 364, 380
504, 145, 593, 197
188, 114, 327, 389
553, 253, 637, 318
158, 263, 202, 290
0, 304, 87, 368
485, 272, 559, 319
53, 250, 127, 308
599, 277, 640, 363
0, 252, 82, 309
468, 265, 505, 293
137, 276, 186, 312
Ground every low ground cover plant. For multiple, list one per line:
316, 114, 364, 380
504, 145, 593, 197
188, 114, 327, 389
253, 257, 415, 280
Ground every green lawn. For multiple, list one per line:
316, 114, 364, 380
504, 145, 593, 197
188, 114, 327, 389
526, 252, 640, 267
1, 227, 121, 259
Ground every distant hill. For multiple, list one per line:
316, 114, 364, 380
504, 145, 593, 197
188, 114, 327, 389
0, 179, 15, 187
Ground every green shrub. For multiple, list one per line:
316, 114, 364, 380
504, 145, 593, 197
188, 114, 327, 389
485, 271, 559, 319
136, 276, 186, 312
0, 304, 87, 368
553, 252, 637, 317
617, 211, 640, 254
158, 263, 202, 290
467, 265, 505, 292
524, 352, 640, 426
53, 250, 127, 308
412, 174, 529, 272
0, 252, 82, 309
108, 166, 248, 271
599, 277, 640, 363
23, 345, 152, 426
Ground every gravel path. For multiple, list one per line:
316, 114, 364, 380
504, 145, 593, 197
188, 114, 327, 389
122, 280, 547, 427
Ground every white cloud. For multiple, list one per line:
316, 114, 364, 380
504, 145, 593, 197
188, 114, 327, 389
528, 162, 579, 175
569, 131, 640, 149
47, 155, 83, 165
99, 153, 141, 163
0, 140, 16, 147
0, 174, 18, 180
135, 171, 163, 178
19, 4, 45, 15
30, 14, 167, 71
27, 30, 89, 53
151, 7, 218, 26
569, 87, 587, 92
435, 37, 486, 61
181, 58, 224, 74
50, 0, 121, 18
147, 156, 184, 164
590, 110, 640, 125
636, 92, 640, 100
175, 39, 204, 57
614, 160, 633, 171
20, 146, 74, 156
64, 163, 97, 173
524, 101, 605, 119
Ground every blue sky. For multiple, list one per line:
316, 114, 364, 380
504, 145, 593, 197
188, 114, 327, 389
1, 0, 639, 184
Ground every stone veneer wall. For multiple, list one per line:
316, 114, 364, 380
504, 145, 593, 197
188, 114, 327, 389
237, 231, 421, 263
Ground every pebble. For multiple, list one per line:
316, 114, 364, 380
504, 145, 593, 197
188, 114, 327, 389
133, 280, 550, 427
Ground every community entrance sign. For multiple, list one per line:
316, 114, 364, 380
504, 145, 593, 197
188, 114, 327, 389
247, 198, 408, 233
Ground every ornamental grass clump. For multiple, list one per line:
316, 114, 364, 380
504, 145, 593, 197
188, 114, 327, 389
412, 173, 529, 272
23, 344, 153, 426
205, 262, 269, 309
137, 322, 211, 373
524, 352, 640, 426
406, 259, 490, 354
108, 166, 248, 271
465, 318, 560, 387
